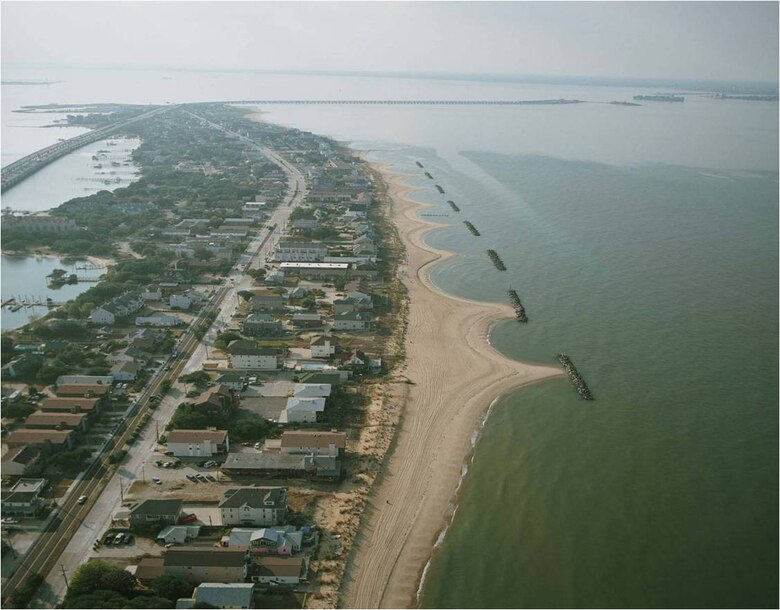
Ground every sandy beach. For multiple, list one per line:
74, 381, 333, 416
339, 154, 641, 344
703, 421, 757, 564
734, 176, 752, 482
341, 162, 564, 608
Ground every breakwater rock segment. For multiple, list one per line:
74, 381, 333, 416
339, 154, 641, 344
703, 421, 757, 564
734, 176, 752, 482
448, 200, 460, 212
507, 289, 527, 322
556, 353, 594, 400
425, 172, 433, 179
487, 249, 506, 271
463, 221, 480, 236
435, 184, 445, 194
416, 161, 424, 168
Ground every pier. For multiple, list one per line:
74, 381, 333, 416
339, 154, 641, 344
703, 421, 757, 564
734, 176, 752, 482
1, 106, 172, 193
556, 353, 594, 400
507, 289, 527, 323
448, 200, 460, 212
225, 98, 586, 106
487, 249, 506, 270
463, 221, 480, 236
2, 296, 65, 310
435, 184, 445, 194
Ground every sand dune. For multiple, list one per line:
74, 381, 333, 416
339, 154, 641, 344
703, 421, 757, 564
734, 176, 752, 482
341, 164, 564, 608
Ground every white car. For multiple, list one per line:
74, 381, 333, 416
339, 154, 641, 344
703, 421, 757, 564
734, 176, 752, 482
77, 495, 88, 504
152, 476, 162, 485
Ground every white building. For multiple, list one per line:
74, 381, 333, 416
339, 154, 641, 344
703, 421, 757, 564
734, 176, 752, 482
310, 336, 336, 358
111, 361, 138, 382
219, 487, 287, 527
226, 341, 281, 370
167, 429, 229, 457
333, 311, 371, 331
280, 397, 326, 423
169, 294, 192, 310
274, 239, 328, 262
293, 384, 332, 398
136, 314, 184, 327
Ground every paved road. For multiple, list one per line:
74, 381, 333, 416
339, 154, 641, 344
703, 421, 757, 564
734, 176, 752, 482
22, 114, 307, 607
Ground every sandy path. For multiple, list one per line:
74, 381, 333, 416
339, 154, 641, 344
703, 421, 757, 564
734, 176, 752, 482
341, 164, 564, 608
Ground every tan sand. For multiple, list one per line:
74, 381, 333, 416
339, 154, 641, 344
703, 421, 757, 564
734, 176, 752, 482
341, 163, 564, 609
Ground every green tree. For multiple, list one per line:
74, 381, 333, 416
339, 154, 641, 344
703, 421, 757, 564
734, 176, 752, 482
67, 561, 136, 599
123, 595, 174, 609
150, 575, 194, 602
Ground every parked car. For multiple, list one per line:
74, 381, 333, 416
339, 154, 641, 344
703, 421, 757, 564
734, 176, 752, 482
152, 476, 162, 484
241, 441, 253, 447
206, 474, 217, 482
113, 534, 124, 545
2, 518, 18, 525
203, 460, 217, 468
186, 474, 197, 482
179, 513, 198, 525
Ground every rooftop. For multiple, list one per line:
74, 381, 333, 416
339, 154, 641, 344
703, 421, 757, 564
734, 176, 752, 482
219, 487, 287, 509
131, 498, 184, 516
164, 547, 247, 568
167, 429, 228, 444
281, 430, 346, 450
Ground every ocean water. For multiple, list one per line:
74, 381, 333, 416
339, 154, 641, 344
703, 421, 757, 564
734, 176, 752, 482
1, 68, 777, 607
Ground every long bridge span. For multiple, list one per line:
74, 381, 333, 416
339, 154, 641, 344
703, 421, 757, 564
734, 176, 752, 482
1, 105, 172, 193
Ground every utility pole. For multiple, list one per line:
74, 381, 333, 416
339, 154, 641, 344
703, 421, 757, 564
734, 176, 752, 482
119, 477, 124, 503
59, 564, 69, 589
155, 420, 159, 441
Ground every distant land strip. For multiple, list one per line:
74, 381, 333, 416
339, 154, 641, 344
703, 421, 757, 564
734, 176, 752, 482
226, 98, 586, 105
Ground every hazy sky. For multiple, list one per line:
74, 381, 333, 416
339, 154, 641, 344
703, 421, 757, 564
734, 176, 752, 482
2, 1, 777, 82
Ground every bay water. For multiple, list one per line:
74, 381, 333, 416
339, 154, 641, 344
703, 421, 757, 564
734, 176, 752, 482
1, 68, 777, 607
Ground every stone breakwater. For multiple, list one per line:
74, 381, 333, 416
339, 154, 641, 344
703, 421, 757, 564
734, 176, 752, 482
448, 200, 460, 212
463, 221, 480, 236
555, 353, 594, 400
487, 249, 506, 271
435, 184, 445, 194
507, 289, 528, 323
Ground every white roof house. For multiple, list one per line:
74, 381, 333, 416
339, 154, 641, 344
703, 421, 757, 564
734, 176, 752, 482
293, 383, 332, 398
280, 397, 326, 423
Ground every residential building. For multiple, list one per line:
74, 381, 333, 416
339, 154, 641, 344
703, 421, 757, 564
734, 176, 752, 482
219, 487, 287, 527
242, 314, 283, 337
23, 412, 87, 431
249, 291, 284, 312
130, 499, 184, 527
221, 451, 341, 479
226, 341, 281, 370
1, 478, 48, 517
177, 583, 256, 609
191, 385, 236, 416
3, 214, 78, 232
89, 292, 143, 325
215, 372, 246, 392
55, 375, 112, 386
157, 525, 201, 546
280, 430, 346, 457
167, 429, 229, 457
1, 352, 45, 378
140, 286, 162, 301
280, 397, 326, 424
225, 527, 302, 556
291, 313, 323, 329
133, 557, 165, 584
170, 294, 193, 310
251, 557, 306, 586
0, 446, 40, 477
5, 429, 74, 449
163, 547, 248, 584
136, 314, 184, 327
278, 262, 349, 280
56, 383, 111, 398
333, 311, 371, 331
41, 397, 101, 414
310, 335, 336, 358
274, 239, 328, 262
292, 384, 332, 398
111, 360, 139, 382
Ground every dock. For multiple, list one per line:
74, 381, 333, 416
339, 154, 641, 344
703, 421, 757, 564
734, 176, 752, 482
556, 353, 594, 400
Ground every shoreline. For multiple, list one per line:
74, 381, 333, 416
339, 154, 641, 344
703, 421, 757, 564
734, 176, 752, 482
341, 158, 564, 608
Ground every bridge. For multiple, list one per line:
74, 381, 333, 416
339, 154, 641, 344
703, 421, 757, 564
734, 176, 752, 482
0, 105, 173, 193
225, 98, 584, 106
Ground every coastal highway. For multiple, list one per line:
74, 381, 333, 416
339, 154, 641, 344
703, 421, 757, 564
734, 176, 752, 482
2, 285, 228, 604
0, 105, 173, 193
